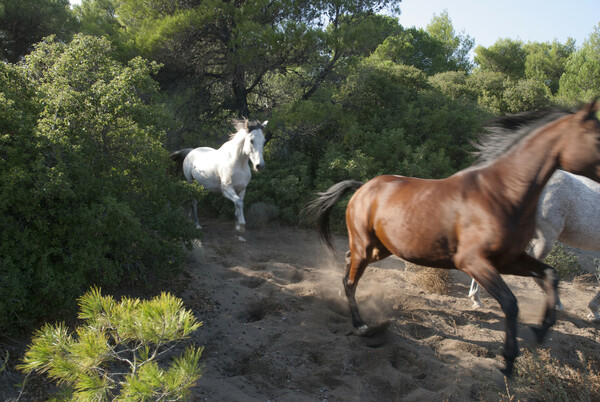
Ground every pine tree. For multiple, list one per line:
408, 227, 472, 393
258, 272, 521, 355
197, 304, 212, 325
19, 287, 204, 401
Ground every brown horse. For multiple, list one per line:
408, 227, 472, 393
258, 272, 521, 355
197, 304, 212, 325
306, 101, 600, 377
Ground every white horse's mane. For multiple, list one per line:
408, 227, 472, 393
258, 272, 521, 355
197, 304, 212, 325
229, 119, 265, 140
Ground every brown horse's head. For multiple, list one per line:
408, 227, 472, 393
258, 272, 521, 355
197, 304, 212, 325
556, 100, 600, 181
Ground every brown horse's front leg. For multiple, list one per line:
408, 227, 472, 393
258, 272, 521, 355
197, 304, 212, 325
456, 252, 519, 377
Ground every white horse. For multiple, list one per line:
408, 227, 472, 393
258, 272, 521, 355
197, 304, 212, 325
468, 170, 600, 321
170, 119, 267, 237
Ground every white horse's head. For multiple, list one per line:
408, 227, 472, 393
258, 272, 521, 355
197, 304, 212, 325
244, 120, 267, 172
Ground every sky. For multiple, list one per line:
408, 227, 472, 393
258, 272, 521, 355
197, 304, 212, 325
68, 0, 600, 49
397, 0, 600, 49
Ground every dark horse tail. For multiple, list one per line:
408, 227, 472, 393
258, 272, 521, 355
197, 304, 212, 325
169, 148, 194, 176
304, 180, 363, 251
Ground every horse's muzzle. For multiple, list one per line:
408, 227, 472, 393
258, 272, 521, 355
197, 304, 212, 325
255, 163, 265, 172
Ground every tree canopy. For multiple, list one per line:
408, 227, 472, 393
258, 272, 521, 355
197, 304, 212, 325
0, 0, 77, 63
559, 23, 600, 103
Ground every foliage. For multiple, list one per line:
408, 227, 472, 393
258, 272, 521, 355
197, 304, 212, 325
332, 57, 482, 176
463, 71, 551, 115
72, 0, 135, 62
104, 0, 402, 121
558, 23, 600, 103
372, 27, 456, 75
0, 35, 199, 334
243, 56, 485, 230
524, 39, 576, 95
469, 36, 579, 111
425, 10, 474, 72
543, 243, 583, 280
503, 78, 552, 113
0, 0, 77, 63
428, 71, 478, 101
474, 38, 526, 80
19, 287, 204, 401
246, 149, 313, 223
464, 70, 509, 114
3, 0, 600, 337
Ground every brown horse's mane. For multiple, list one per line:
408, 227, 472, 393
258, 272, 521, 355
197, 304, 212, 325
473, 109, 570, 165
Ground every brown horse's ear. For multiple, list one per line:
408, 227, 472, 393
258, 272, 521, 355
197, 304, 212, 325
590, 97, 600, 113
577, 98, 600, 120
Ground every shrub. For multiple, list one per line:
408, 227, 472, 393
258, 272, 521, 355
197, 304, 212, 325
544, 243, 583, 280
18, 287, 204, 401
503, 78, 552, 113
0, 35, 199, 334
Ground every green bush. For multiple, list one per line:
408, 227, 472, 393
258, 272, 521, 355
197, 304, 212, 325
236, 57, 485, 229
544, 243, 582, 280
19, 287, 203, 401
0, 35, 199, 334
245, 149, 313, 223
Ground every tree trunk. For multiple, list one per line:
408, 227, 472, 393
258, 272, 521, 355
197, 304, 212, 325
232, 67, 249, 118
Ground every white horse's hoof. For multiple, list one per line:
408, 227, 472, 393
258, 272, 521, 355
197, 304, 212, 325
586, 312, 600, 322
236, 235, 246, 242
196, 224, 203, 230
468, 292, 484, 308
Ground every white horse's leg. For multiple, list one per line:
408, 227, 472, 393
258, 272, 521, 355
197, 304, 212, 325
221, 186, 245, 234
530, 229, 563, 310
468, 279, 484, 308
587, 290, 600, 322
191, 199, 202, 229
236, 189, 247, 234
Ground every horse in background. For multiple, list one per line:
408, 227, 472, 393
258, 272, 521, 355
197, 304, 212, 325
306, 101, 600, 377
170, 119, 267, 238
468, 170, 600, 321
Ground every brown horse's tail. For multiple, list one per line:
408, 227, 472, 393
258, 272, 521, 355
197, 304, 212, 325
169, 148, 194, 176
304, 180, 363, 251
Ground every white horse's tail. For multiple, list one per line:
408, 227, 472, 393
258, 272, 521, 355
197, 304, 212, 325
169, 148, 194, 176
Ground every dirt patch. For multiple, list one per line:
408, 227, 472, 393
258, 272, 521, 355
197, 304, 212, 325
2, 219, 600, 401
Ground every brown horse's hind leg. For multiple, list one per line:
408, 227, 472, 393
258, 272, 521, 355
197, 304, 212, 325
343, 246, 391, 333
343, 249, 369, 332
456, 253, 519, 377
510, 253, 558, 342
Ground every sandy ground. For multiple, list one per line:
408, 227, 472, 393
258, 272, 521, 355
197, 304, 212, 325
2, 218, 600, 401
180, 219, 600, 401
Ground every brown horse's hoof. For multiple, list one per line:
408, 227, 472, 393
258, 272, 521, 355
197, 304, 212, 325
355, 321, 390, 337
530, 325, 547, 343
499, 366, 513, 378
